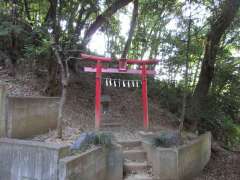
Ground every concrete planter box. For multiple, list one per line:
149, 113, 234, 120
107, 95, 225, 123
7, 96, 60, 138
59, 144, 123, 180
0, 138, 123, 180
0, 138, 69, 180
142, 132, 211, 180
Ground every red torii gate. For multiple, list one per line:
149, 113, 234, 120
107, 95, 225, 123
80, 53, 158, 130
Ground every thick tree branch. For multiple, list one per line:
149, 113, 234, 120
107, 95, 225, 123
82, 0, 133, 47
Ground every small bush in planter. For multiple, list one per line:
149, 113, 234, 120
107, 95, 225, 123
71, 132, 113, 154
152, 131, 183, 148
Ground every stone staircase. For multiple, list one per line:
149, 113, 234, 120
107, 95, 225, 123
119, 140, 154, 180
100, 113, 122, 130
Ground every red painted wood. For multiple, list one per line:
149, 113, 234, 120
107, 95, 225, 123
95, 61, 102, 129
119, 59, 128, 71
141, 64, 149, 129
84, 67, 156, 75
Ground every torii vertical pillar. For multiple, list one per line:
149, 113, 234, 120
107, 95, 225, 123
80, 53, 112, 130
95, 61, 102, 129
141, 64, 149, 129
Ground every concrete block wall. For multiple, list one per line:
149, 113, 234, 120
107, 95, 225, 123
7, 96, 59, 138
0, 85, 6, 137
0, 138, 69, 180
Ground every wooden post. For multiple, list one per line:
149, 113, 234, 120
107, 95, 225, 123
141, 64, 149, 129
95, 61, 102, 129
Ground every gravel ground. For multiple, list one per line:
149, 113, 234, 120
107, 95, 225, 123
30, 126, 82, 145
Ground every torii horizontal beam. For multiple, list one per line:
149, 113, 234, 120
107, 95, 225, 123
84, 67, 156, 75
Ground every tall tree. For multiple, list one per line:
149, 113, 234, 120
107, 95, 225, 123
180, 0, 192, 133
121, 0, 138, 59
189, 0, 240, 127
44, 0, 61, 95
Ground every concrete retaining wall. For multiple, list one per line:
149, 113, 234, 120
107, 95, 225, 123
143, 132, 211, 180
7, 96, 59, 138
0, 138, 69, 180
59, 144, 123, 180
0, 85, 6, 137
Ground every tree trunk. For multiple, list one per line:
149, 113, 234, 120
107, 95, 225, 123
188, 0, 240, 127
44, 0, 61, 95
121, 0, 138, 59
179, 0, 192, 134
44, 55, 59, 96
9, 0, 18, 77
82, 0, 133, 47
52, 46, 69, 138
191, 57, 201, 92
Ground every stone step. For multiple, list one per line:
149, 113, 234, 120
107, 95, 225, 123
101, 122, 122, 127
118, 141, 142, 150
124, 149, 147, 162
124, 174, 154, 180
124, 161, 149, 173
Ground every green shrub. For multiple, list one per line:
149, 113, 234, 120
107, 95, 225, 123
148, 79, 186, 115
152, 131, 182, 148
221, 117, 240, 147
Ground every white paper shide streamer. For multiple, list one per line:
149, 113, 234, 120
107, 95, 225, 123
103, 78, 141, 88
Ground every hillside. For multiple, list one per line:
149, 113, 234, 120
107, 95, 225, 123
0, 68, 178, 131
